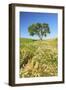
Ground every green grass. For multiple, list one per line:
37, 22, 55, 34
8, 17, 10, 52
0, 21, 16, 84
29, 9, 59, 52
20, 38, 58, 78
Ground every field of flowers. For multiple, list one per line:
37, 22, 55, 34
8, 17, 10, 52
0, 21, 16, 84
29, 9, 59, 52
20, 38, 58, 78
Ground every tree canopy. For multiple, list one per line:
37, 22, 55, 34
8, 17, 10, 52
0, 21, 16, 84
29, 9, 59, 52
28, 23, 50, 40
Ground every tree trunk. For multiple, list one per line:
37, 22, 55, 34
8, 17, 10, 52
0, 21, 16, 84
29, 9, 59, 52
40, 37, 42, 40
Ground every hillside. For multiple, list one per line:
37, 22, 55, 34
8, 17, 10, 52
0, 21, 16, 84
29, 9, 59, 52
20, 38, 58, 77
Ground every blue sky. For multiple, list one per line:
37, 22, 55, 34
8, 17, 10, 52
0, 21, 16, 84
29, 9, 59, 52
20, 12, 58, 39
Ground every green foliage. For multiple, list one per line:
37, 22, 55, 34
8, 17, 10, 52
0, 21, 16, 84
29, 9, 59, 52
28, 23, 50, 40
20, 38, 58, 78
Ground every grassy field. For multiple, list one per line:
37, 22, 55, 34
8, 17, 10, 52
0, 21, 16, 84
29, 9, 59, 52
19, 38, 58, 78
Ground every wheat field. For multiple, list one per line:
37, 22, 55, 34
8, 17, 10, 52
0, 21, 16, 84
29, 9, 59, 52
19, 38, 58, 78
